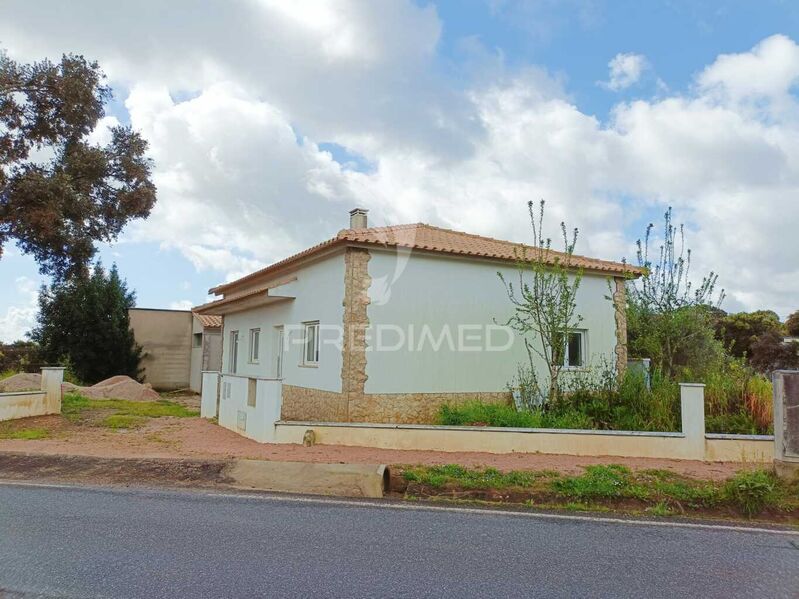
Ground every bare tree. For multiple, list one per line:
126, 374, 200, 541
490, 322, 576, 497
499, 200, 583, 405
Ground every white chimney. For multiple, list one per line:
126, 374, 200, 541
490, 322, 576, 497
349, 208, 368, 229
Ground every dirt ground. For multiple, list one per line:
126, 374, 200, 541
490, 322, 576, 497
0, 395, 760, 480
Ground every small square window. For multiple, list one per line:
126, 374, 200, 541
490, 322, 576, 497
303, 321, 320, 365
192, 333, 202, 348
249, 328, 260, 363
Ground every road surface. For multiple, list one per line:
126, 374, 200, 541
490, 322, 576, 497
0, 482, 796, 598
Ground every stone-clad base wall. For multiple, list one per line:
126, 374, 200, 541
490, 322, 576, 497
281, 385, 349, 422
281, 385, 511, 424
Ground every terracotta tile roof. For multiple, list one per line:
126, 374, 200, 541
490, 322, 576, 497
210, 223, 643, 295
338, 223, 644, 275
193, 313, 222, 328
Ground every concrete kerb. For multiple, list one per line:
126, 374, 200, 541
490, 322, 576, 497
224, 460, 389, 499
0, 452, 389, 499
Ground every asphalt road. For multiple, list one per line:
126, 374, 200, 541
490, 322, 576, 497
0, 483, 797, 598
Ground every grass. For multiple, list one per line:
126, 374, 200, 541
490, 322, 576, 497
437, 401, 592, 429
403, 464, 541, 489
61, 392, 198, 430
399, 464, 799, 519
63, 393, 198, 420
100, 414, 147, 429
0, 369, 17, 381
0, 426, 50, 440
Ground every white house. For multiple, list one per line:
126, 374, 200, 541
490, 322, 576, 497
194, 209, 642, 432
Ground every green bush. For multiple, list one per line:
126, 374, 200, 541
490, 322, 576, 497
436, 401, 594, 429
552, 465, 647, 500
402, 464, 538, 489
438, 401, 541, 428
723, 470, 777, 517
705, 412, 761, 435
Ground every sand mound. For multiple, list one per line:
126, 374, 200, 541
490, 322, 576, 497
0, 373, 42, 392
0, 373, 159, 401
80, 377, 160, 402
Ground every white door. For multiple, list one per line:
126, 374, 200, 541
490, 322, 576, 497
275, 326, 284, 378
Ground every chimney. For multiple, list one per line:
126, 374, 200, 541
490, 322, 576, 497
349, 208, 368, 229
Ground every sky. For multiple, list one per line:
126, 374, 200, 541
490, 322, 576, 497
1, 0, 798, 342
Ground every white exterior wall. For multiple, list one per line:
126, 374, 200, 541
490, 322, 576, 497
220, 252, 346, 393
365, 249, 618, 394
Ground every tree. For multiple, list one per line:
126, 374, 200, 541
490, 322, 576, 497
749, 330, 799, 375
499, 200, 583, 404
715, 310, 784, 359
0, 52, 156, 279
30, 263, 142, 383
627, 207, 725, 378
786, 310, 799, 337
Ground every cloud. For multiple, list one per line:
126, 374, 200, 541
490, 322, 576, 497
0, 4, 797, 318
0, 278, 39, 343
601, 52, 649, 91
168, 300, 194, 311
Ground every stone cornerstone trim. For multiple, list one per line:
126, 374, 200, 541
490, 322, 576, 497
340, 247, 371, 418
281, 386, 510, 424
612, 276, 628, 377
276, 246, 514, 425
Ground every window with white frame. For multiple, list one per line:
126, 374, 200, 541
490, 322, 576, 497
249, 328, 260, 363
302, 321, 320, 365
566, 330, 586, 367
554, 330, 586, 368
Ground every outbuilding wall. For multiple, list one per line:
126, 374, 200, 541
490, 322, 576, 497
129, 309, 193, 390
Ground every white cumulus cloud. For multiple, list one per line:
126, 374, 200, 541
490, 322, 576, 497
0, 4, 797, 317
602, 52, 649, 91
0, 278, 40, 343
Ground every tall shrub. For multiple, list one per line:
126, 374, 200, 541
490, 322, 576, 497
627, 208, 725, 379
31, 263, 142, 384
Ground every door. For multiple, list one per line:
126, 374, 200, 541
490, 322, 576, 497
275, 326, 284, 378
229, 330, 239, 374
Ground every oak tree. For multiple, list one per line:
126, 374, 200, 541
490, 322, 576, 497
0, 52, 156, 279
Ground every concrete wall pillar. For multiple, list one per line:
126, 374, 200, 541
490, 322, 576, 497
773, 370, 799, 477
201, 371, 220, 418
680, 383, 706, 460
40, 367, 65, 415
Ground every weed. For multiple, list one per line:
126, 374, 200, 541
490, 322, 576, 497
101, 414, 147, 429
0, 426, 50, 440
552, 465, 648, 501
402, 464, 538, 489
723, 470, 777, 517
646, 502, 674, 517
62, 393, 198, 421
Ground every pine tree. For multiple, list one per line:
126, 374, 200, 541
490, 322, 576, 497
31, 263, 142, 383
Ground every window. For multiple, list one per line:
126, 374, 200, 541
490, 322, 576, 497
554, 330, 586, 368
192, 333, 202, 348
228, 330, 239, 373
249, 328, 260, 363
302, 321, 320, 365
566, 331, 584, 367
